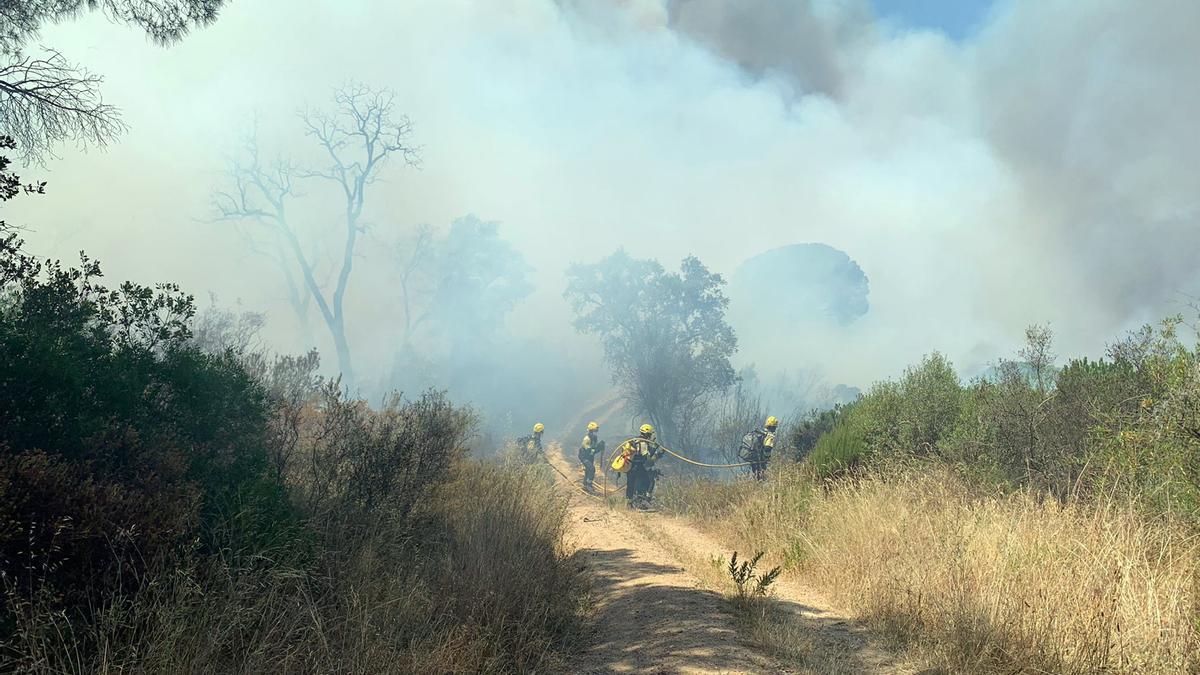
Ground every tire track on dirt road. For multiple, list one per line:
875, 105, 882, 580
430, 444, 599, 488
546, 444, 908, 674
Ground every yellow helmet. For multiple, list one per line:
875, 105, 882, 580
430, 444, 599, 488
587, 421, 599, 431
533, 423, 545, 433
765, 416, 779, 429
639, 423, 654, 435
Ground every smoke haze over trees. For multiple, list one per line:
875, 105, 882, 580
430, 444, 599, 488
212, 83, 420, 390
565, 250, 737, 449
4, 3, 1200, 671
5, 0, 1199, 420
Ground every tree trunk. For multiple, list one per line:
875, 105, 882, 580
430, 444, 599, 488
330, 316, 355, 392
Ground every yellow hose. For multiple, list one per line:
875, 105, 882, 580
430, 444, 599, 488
541, 436, 755, 502
607, 436, 755, 469
656, 444, 753, 468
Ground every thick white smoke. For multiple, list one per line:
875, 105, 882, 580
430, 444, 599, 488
6, 0, 1197, 397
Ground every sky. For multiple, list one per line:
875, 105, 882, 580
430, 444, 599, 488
5, 0, 1198, 398
871, 0, 996, 40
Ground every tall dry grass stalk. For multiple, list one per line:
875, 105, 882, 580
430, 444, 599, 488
662, 467, 1200, 673
4, 463, 583, 674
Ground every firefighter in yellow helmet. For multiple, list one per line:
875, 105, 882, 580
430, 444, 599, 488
578, 421, 604, 493
615, 423, 661, 509
739, 416, 778, 480
520, 422, 545, 460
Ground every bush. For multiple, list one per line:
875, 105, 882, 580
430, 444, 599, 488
792, 353, 962, 482
806, 420, 868, 479
785, 404, 846, 462
803, 323, 1200, 507
293, 383, 474, 534
0, 234, 293, 639
0, 231, 587, 672
2, 462, 583, 674
1089, 319, 1200, 517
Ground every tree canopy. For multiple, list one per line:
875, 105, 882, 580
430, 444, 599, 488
0, 0, 228, 161
564, 250, 737, 448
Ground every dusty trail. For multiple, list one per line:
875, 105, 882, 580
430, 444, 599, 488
546, 443, 905, 674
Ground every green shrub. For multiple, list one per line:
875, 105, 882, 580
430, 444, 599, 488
786, 404, 848, 461
1088, 319, 1200, 517
895, 352, 963, 454
807, 420, 869, 479
800, 320, 1200, 517
0, 233, 294, 643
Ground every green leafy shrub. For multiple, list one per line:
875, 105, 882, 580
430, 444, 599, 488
1088, 319, 1200, 517
0, 232, 293, 643
799, 353, 961, 480
786, 404, 847, 462
806, 420, 869, 479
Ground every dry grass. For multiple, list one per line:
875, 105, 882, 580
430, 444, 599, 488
639, 519, 840, 674
4, 463, 585, 674
661, 466, 1200, 673
657, 465, 817, 568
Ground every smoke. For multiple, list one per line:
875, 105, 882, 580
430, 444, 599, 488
664, 0, 877, 98
5, 0, 1198, 413
973, 1, 1200, 328
641, 0, 1200, 375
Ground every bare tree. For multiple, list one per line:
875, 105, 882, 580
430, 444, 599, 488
0, 51, 123, 162
709, 374, 765, 464
0, 1, 227, 162
211, 127, 321, 347
388, 223, 435, 353
214, 84, 419, 389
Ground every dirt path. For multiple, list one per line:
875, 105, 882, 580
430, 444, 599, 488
546, 444, 905, 675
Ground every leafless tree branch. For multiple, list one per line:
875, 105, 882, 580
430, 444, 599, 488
212, 84, 420, 389
0, 1, 227, 161
0, 49, 124, 162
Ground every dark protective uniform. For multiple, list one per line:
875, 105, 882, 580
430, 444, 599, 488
578, 431, 605, 491
620, 436, 661, 509
739, 428, 775, 480
518, 431, 544, 461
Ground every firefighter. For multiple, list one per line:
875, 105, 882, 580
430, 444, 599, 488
518, 422, 545, 461
616, 423, 661, 509
739, 416, 778, 480
578, 421, 604, 492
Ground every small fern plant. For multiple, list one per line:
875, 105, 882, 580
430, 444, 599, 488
727, 550, 782, 602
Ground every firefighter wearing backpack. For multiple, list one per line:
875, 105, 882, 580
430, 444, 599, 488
517, 423, 545, 461
578, 421, 605, 493
740, 416, 778, 480
612, 424, 661, 509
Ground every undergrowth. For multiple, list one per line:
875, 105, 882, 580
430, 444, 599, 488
662, 465, 1200, 673
0, 231, 586, 673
